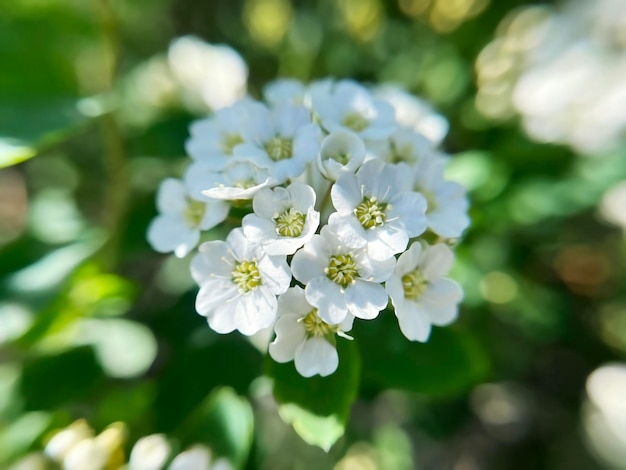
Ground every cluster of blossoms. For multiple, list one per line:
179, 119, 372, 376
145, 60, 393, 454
40, 420, 230, 470
148, 79, 470, 377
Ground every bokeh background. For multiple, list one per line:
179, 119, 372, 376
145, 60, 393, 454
2, 0, 626, 468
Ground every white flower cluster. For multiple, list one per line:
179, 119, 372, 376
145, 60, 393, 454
476, 0, 626, 154
148, 79, 470, 377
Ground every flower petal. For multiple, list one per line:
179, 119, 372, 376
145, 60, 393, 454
305, 277, 348, 324
295, 337, 339, 377
345, 280, 388, 320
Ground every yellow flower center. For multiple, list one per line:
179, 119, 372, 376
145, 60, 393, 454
264, 137, 293, 161
302, 308, 338, 337
221, 133, 244, 155
342, 112, 369, 132
274, 208, 306, 237
233, 178, 257, 189
402, 269, 428, 300
354, 196, 387, 229
327, 254, 359, 288
232, 260, 262, 293
183, 199, 206, 227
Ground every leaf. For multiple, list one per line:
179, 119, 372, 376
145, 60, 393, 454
154, 333, 262, 432
0, 97, 88, 169
265, 339, 360, 451
179, 388, 254, 468
355, 311, 490, 397
20, 345, 106, 410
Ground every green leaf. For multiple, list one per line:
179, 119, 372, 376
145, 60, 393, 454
356, 311, 490, 397
20, 345, 106, 410
0, 97, 88, 169
266, 339, 360, 451
179, 388, 254, 468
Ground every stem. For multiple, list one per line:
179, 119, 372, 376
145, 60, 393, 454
95, 0, 129, 270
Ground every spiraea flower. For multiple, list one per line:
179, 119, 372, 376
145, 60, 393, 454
147, 178, 229, 258
398, 157, 470, 239
233, 102, 321, 183
329, 159, 428, 260
242, 182, 320, 255
186, 159, 272, 201
191, 228, 290, 335
317, 130, 366, 181
313, 80, 397, 140
148, 76, 469, 377
386, 243, 463, 342
269, 287, 353, 377
291, 225, 395, 324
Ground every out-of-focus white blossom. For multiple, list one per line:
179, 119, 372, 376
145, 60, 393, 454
313, 80, 397, 140
476, 0, 626, 154
147, 178, 229, 258
374, 85, 449, 146
168, 36, 247, 111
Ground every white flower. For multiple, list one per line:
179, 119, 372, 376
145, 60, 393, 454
63, 439, 108, 470
318, 130, 366, 180
147, 178, 229, 258
186, 160, 272, 201
242, 182, 319, 255
269, 287, 353, 377
129, 434, 171, 470
312, 80, 397, 140
191, 228, 291, 335
386, 243, 463, 342
328, 159, 428, 260
374, 84, 449, 146
168, 36, 247, 111
291, 225, 395, 324
399, 158, 470, 238
367, 128, 433, 165
168, 445, 232, 470
45, 420, 94, 462
263, 78, 307, 107
233, 103, 321, 182
185, 100, 261, 168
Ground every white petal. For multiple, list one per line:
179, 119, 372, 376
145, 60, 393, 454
388, 191, 428, 237
242, 214, 278, 244
147, 214, 199, 258
195, 280, 238, 317
230, 288, 277, 335
395, 301, 432, 342
394, 242, 423, 276
355, 251, 396, 283
257, 255, 291, 295
305, 277, 348, 324
328, 213, 367, 249
191, 240, 233, 284
294, 337, 338, 377
291, 236, 330, 283
421, 244, 455, 280
269, 316, 306, 363
253, 187, 287, 219
331, 172, 362, 214
365, 223, 408, 260
199, 200, 230, 230
157, 178, 187, 214
286, 182, 316, 212
277, 286, 313, 317
345, 280, 388, 320
422, 278, 463, 306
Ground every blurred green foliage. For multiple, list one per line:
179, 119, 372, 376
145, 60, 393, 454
1, 0, 625, 468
